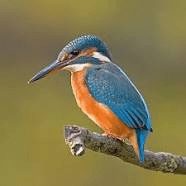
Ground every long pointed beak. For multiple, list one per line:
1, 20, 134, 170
28, 60, 66, 84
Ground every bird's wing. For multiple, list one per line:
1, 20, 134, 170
85, 64, 151, 129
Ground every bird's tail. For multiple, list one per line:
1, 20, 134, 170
136, 128, 149, 163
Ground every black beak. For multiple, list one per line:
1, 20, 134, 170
28, 60, 66, 84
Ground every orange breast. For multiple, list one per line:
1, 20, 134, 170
71, 69, 139, 156
71, 70, 137, 143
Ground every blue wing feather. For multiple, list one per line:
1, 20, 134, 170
85, 63, 151, 130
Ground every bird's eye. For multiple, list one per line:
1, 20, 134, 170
70, 50, 79, 57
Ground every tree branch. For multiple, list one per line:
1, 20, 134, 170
64, 125, 186, 175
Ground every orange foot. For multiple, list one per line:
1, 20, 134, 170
102, 132, 124, 142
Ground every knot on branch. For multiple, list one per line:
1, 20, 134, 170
64, 125, 86, 156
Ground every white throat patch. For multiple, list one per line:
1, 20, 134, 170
92, 52, 111, 63
64, 63, 91, 72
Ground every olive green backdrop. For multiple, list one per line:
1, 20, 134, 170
1, 0, 186, 185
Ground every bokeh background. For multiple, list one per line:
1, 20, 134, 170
1, 0, 186, 185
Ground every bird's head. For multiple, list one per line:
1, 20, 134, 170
28, 35, 112, 84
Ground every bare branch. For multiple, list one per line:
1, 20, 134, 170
64, 125, 186, 175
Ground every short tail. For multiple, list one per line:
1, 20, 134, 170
136, 129, 150, 163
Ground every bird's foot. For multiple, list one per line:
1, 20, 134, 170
102, 132, 124, 143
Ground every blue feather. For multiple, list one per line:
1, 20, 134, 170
136, 127, 150, 163
86, 63, 151, 129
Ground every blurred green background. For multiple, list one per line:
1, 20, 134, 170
1, 0, 186, 185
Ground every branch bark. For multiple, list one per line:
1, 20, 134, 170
64, 125, 186, 175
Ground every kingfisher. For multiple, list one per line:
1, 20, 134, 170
28, 35, 152, 163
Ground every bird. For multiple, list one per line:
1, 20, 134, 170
28, 35, 152, 163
